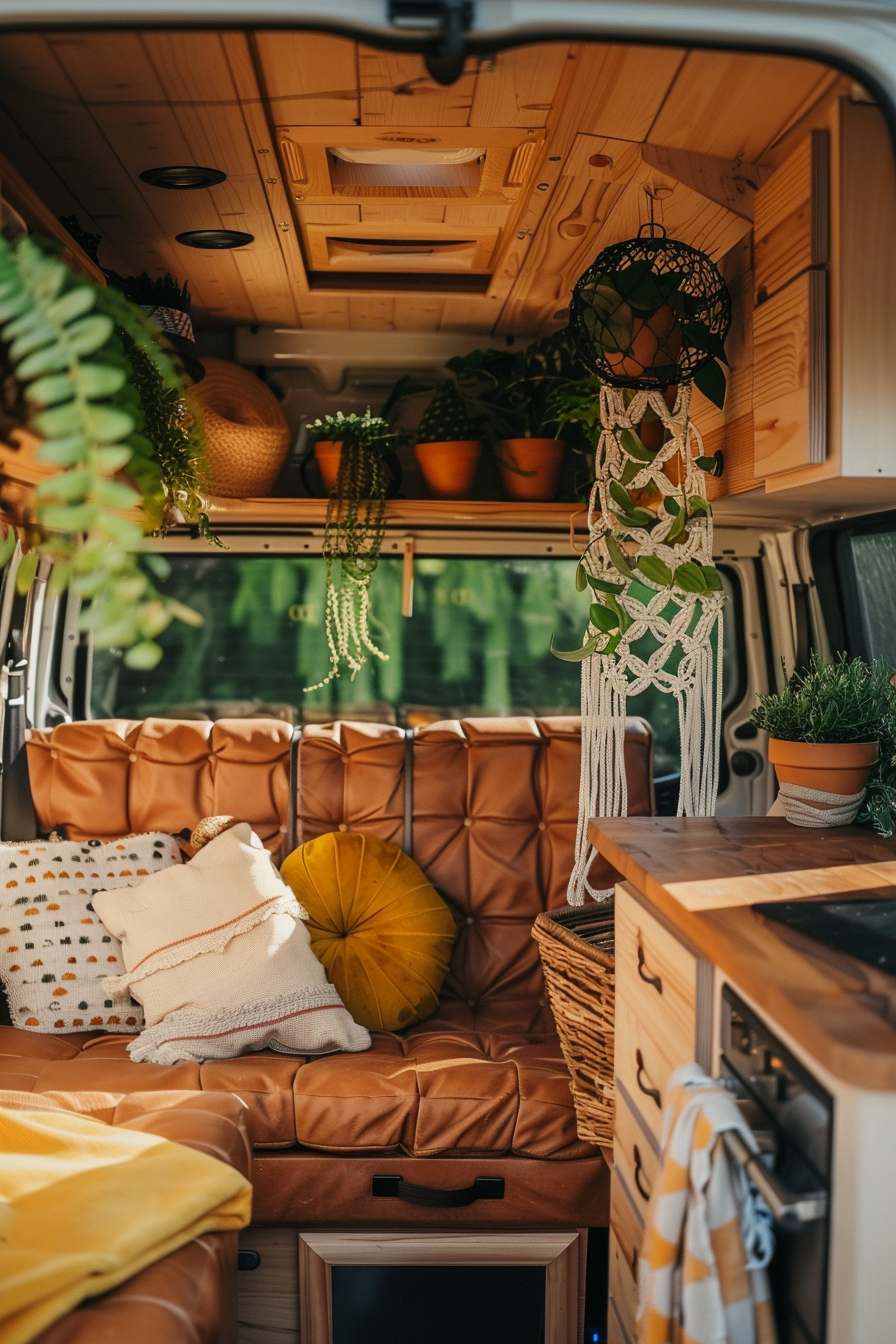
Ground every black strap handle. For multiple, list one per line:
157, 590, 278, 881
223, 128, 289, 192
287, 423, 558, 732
372, 1175, 504, 1208
633, 1144, 652, 1203
637, 943, 663, 994
635, 1049, 662, 1109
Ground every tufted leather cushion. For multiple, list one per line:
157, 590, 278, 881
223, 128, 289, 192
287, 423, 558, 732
26, 718, 293, 855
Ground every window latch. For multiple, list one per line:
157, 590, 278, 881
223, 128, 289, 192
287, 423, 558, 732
388, 0, 474, 86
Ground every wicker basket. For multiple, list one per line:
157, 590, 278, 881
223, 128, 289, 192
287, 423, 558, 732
532, 903, 615, 1146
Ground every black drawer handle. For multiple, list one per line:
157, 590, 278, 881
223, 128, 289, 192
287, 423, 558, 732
636, 1049, 662, 1109
633, 1144, 652, 1203
637, 943, 663, 994
372, 1175, 505, 1208
237, 1249, 261, 1271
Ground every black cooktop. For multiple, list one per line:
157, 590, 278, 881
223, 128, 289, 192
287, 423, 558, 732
755, 894, 896, 976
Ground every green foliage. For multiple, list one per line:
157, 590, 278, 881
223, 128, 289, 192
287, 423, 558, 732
580, 260, 728, 406
750, 652, 896, 745
751, 652, 896, 837
0, 235, 207, 665
415, 381, 476, 443
304, 410, 397, 688
446, 329, 587, 442
104, 270, 191, 312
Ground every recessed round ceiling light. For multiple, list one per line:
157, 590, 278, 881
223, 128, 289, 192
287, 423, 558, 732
140, 165, 227, 190
176, 229, 254, 250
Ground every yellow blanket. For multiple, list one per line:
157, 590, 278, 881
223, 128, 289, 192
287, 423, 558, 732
0, 1102, 252, 1344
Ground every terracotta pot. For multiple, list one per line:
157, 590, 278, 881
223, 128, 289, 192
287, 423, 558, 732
499, 438, 565, 502
314, 441, 342, 493
415, 440, 481, 500
768, 738, 879, 797
605, 304, 683, 381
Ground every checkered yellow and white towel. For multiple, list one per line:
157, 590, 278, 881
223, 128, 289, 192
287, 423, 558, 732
638, 1063, 777, 1344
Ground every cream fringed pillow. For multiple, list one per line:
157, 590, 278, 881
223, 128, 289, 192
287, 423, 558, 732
0, 834, 180, 1033
92, 823, 370, 1064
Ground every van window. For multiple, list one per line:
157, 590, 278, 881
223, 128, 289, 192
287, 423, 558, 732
88, 553, 741, 782
811, 517, 896, 664
849, 529, 896, 663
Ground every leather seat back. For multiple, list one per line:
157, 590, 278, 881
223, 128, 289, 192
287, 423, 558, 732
26, 715, 654, 1027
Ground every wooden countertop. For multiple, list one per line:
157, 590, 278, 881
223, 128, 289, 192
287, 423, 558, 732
590, 816, 896, 1091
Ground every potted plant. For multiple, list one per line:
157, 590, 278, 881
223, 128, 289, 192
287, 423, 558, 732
750, 652, 896, 828
447, 332, 583, 502
303, 409, 396, 688
413, 381, 481, 500
0, 233, 214, 670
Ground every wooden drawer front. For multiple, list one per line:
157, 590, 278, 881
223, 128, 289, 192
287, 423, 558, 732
615, 884, 697, 1049
611, 1169, 644, 1283
615, 993, 690, 1143
609, 1227, 638, 1344
614, 1091, 659, 1222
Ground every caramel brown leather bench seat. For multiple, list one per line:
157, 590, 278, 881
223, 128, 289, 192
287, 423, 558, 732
0, 716, 655, 1228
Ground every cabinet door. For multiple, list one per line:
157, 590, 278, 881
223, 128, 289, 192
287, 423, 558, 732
753, 268, 827, 475
752, 129, 829, 476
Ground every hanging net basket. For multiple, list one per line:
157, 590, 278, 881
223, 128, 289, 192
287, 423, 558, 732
569, 225, 731, 391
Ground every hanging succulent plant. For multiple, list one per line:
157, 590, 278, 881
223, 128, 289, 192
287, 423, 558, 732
0, 234, 212, 668
303, 410, 396, 689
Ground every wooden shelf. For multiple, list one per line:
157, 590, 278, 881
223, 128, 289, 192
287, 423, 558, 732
204, 495, 587, 531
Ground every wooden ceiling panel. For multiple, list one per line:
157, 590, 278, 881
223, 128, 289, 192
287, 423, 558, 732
496, 138, 643, 333
648, 52, 832, 161
253, 32, 360, 126
44, 32, 167, 103
0, 29, 839, 338
469, 45, 570, 128
358, 47, 476, 126
571, 44, 685, 144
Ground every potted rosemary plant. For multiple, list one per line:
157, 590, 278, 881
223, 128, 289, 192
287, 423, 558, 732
303, 410, 396, 688
751, 652, 896, 828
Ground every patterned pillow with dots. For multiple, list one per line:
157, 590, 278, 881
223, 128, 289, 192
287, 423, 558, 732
0, 834, 181, 1034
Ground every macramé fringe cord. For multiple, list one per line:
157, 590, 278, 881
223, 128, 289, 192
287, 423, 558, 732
568, 384, 725, 905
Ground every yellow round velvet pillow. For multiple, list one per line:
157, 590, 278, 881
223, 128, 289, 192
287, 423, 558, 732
279, 832, 457, 1032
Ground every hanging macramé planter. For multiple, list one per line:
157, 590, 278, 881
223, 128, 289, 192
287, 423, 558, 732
559, 225, 731, 904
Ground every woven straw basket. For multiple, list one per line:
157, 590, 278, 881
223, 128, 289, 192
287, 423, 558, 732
192, 357, 291, 498
532, 903, 615, 1146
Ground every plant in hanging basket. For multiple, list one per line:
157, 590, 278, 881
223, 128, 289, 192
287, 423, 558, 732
303, 409, 397, 688
569, 226, 732, 408
413, 381, 481, 500
751, 652, 896, 831
0, 233, 215, 669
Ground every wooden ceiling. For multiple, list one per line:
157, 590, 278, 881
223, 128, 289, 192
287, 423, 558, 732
0, 30, 838, 336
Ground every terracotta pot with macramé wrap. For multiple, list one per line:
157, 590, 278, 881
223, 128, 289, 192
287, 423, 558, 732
768, 738, 879, 827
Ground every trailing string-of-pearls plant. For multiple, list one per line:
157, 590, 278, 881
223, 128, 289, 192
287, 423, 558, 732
562, 225, 731, 904
303, 412, 392, 691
